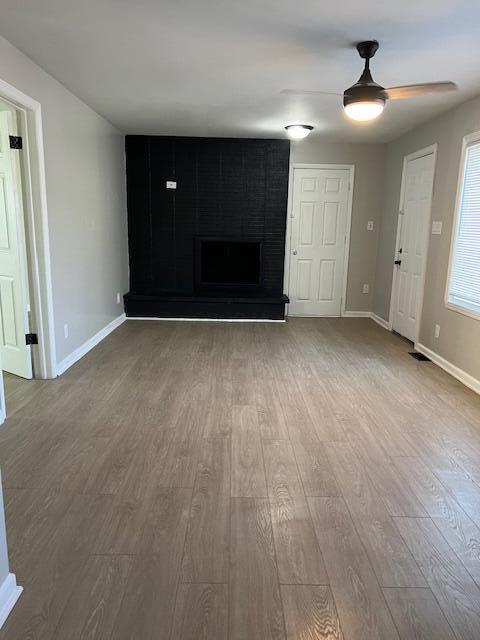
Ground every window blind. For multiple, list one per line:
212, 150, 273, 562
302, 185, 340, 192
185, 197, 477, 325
448, 140, 480, 316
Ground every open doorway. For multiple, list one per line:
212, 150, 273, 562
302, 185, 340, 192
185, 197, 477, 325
0, 79, 57, 424
0, 99, 34, 380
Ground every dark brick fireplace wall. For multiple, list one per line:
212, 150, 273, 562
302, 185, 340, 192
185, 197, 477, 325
124, 135, 290, 318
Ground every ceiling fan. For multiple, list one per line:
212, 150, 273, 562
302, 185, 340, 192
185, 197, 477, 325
282, 40, 457, 122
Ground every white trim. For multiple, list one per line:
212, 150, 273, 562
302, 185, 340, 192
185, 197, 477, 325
56, 314, 126, 376
388, 144, 438, 341
0, 78, 56, 379
371, 312, 392, 330
444, 129, 480, 323
288, 314, 340, 318
284, 163, 355, 318
0, 573, 22, 629
446, 300, 480, 322
341, 311, 371, 318
126, 317, 286, 323
415, 342, 480, 396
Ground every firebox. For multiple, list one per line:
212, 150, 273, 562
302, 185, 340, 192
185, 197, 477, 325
195, 237, 263, 293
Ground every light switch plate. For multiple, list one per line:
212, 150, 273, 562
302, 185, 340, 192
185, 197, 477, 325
367, 220, 374, 231
166, 181, 177, 189
431, 220, 443, 235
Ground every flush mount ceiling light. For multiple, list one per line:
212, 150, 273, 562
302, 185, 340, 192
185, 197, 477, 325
282, 41, 457, 124
285, 124, 314, 140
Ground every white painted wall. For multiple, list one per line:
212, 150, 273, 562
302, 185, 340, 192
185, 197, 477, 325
0, 35, 129, 367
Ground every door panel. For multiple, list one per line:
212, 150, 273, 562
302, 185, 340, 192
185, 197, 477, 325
0, 110, 32, 378
288, 168, 350, 316
392, 153, 435, 341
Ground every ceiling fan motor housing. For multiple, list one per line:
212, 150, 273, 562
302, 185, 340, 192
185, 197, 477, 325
343, 82, 386, 109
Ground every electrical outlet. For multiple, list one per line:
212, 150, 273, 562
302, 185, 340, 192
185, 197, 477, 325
367, 220, 374, 231
434, 324, 441, 339
432, 220, 443, 235
362, 283, 369, 294
166, 180, 177, 189
116, 292, 121, 304
63, 323, 69, 339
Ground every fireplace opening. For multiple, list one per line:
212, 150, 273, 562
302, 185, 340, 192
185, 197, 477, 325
195, 237, 262, 292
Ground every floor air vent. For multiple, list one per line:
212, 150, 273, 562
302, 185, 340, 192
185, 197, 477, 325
409, 352, 431, 362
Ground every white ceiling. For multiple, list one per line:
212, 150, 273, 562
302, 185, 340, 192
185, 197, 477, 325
1, 0, 480, 142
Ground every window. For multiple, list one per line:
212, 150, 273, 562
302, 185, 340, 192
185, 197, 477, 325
446, 133, 480, 319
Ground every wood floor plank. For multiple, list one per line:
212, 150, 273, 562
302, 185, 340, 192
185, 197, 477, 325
263, 440, 304, 499
291, 438, 340, 497
170, 583, 228, 640
93, 494, 146, 555
394, 456, 480, 583
281, 585, 344, 640
231, 405, 267, 498
181, 489, 229, 583
296, 379, 345, 442
196, 437, 231, 496
395, 516, 480, 640
202, 375, 233, 438
111, 488, 191, 640
53, 555, 133, 640
270, 496, 328, 585
138, 486, 191, 555
232, 357, 258, 405
308, 497, 400, 640
343, 417, 426, 517
229, 498, 285, 640
257, 379, 291, 440
382, 587, 456, 640
324, 442, 426, 588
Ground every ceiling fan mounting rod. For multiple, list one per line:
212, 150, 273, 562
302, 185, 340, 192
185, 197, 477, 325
355, 40, 379, 86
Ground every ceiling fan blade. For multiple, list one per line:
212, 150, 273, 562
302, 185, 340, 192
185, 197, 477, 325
280, 89, 343, 96
385, 82, 457, 100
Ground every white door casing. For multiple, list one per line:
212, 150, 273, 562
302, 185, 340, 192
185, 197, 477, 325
391, 150, 436, 342
288, 167, 351, 316
0, 109, 32, 378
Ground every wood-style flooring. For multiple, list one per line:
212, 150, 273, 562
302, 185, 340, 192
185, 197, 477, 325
1, 317, 480, 639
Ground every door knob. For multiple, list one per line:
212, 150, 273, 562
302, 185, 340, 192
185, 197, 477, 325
292, 249, 298, 255
394, 260, 402, 266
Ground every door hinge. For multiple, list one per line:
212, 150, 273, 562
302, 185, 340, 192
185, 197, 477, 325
9, 135, 23, 150
25, 333, 38, 345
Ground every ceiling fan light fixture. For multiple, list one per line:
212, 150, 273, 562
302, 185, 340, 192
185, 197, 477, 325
344, 99, 385, 121
343, 78, 386, 122
285, 124, 314, 140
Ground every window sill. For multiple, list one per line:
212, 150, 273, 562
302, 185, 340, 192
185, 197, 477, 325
446, 300, 480, 322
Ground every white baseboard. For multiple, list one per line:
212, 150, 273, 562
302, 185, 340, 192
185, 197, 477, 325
56, 313, 126, 376
342, 311, 371, 318
0, 573, 22, 629
126, 317, 286, 323
371, 312, 391, 330
415, 342, 480, 396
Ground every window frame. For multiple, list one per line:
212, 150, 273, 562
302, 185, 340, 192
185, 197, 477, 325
445, 130, 480, 321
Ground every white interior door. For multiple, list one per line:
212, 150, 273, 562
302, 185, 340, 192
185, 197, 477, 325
288, 168, 350, 316
392, 152, 435, 342
0, 109, 32, 379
